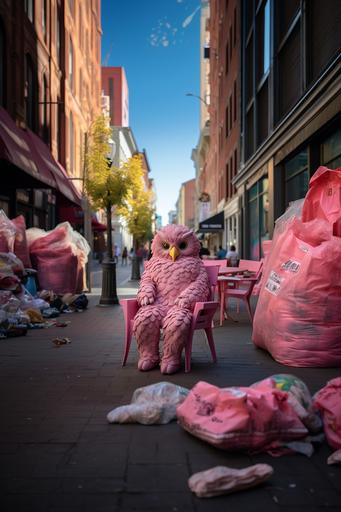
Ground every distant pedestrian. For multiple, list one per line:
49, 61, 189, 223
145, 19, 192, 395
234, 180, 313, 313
199, 242, 210, 259
122, 246, 128, 266
129, 248, 134, 264
216, 245, 227, 259
113, 245, 120, 264
226, 245, 239, 266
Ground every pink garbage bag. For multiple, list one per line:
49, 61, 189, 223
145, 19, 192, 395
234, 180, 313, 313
176, 381, 308, 452
313, 377, 341, 450
11, 215, 31, 268
252, 217, 341, 367
302, 166, 341, 237
0, 210, 17, 253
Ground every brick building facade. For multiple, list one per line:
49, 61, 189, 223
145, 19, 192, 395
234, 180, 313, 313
0, 0, 101, 229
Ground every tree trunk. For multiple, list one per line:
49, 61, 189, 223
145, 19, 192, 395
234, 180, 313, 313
106, 203, 113, 260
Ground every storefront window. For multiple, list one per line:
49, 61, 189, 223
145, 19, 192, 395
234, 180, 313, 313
321, 129, 341, 169
284, 149, 309, 205
248, 176, 269, 260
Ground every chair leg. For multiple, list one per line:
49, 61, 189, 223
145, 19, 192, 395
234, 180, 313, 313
220, 294, 225, 326
244, 298, 253, 323
185, 328, 194, 373
122, 329, 132, 367
205, 328, 217, 363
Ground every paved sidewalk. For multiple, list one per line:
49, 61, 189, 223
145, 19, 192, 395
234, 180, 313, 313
0, 261, 340, 511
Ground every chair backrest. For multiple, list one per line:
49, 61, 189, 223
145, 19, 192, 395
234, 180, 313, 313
238, 259, 263, 275
202, 259, 227, 267
205, 265, 220, 300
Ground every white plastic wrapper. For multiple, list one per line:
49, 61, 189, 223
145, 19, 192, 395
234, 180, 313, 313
107, 382, 189, 425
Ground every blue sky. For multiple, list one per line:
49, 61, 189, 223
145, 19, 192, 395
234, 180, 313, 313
101, 0, 200, 225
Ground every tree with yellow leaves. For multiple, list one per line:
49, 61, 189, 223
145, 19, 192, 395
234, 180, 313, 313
85, 115, 144, 260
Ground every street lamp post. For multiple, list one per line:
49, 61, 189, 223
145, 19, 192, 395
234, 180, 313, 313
98, 130, 119, 306
185, 92, 208, 107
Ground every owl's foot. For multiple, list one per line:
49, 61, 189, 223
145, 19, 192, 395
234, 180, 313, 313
160, 358, 181, 375
138, 357, 159, 371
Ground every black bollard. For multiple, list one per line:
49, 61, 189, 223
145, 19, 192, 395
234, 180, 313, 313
130, 255, 141, 281
98, 260, 119, 306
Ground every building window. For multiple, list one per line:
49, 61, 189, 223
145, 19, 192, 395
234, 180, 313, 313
248, 176, 269, 260
79, 8, 83, 49
229, 26, 232, 59
263, 0, 270, 75
233, 80, 237, 122
42, 0, 47, 40
245, 105, 254, 160
308, 0, 341, 83
56, 6, 62, 66
69, 37, 74, 92
79, 69, 83, 100
321, 129, 341, 169
284, 149, 309, 205
25, 54, 37, 132
225, 42, 229, 74
276, 3, 302, 121
0, 20, 5, 107
229, 95, 232, 131
42, 75, 49, 143
68, 0, 74, 16
24, 0, 34, 23
234, 148, 237, 194
69, 112, 74, 174
233, 7, 237, 47
225, 161, 229, 199
225, 105, 229, 137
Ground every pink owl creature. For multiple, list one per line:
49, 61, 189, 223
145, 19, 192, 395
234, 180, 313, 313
133, 224, 211, 374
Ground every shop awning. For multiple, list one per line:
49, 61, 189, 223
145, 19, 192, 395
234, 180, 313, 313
0, 107, 55, 187
198, 211, 224, 233
25, 130, 82, 205
59, 206, 107, 232
0, 106, 82, 205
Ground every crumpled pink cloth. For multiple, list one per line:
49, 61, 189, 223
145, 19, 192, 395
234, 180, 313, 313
314, 377, 341, 450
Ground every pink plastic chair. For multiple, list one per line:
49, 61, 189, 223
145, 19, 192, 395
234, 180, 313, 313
219, 262, 263, 324
120, 267, 219, 371
203, 259, 230, 268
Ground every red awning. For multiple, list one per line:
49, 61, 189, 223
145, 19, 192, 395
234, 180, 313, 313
0, 107, 55, 187
0, 106, 82, 205
91, 219, 107, 232
25, 130, 82, 205
59, 206, 106, 232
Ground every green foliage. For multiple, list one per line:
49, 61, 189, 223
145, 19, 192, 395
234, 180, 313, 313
85, 115, 154, 245
85, 116, 141, 211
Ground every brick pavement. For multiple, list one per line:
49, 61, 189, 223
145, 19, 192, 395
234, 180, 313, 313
0, 260, 340, 511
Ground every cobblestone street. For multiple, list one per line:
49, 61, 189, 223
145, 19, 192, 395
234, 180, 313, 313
0, 262, 340, 511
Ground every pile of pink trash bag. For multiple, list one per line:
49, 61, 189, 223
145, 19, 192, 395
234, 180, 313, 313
252, 166, 341, 367
27, 222, 90, 294
0, 210, 90, 294
177, 374, 322, 455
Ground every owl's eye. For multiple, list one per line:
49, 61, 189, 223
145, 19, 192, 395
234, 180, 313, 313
178, 241, 187, 250
162, 241, 170, 250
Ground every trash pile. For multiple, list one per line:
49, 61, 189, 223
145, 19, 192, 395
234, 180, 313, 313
0, 210, 90, 339
107, 374, 341, 499
253, 166, 341, 366
0, 250, 88, 339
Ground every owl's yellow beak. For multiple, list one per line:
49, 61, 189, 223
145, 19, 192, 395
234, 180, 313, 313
169, 245, 180, 261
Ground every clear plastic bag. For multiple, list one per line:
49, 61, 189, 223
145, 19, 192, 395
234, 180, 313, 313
107, 382, 189, 425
